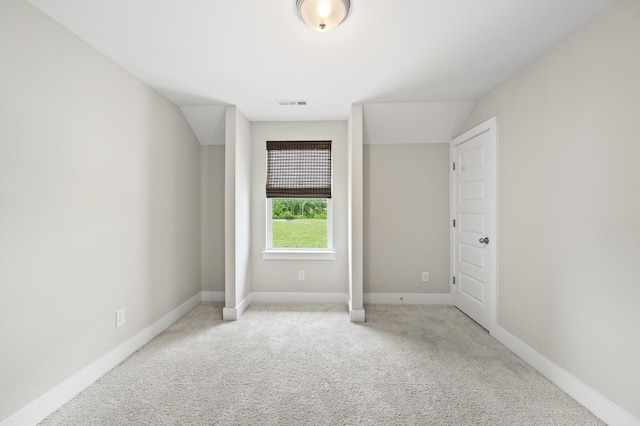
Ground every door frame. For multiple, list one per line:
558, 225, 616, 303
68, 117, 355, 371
450, 116, 498, 333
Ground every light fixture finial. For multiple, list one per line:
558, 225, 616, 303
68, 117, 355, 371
296, 0, 351, 32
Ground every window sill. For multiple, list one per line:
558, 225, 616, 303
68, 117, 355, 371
262, 250, 336, 261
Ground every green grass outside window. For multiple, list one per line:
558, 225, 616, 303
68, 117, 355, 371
272, 219, 327, 248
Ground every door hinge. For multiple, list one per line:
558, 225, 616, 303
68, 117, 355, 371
453, 219, 456, 227
453, 276, 456, 285
452, 162, 456, 171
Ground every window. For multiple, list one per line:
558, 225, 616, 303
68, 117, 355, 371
264, 141, 334, 260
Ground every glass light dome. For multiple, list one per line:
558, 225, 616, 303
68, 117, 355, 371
296, 0, 351, 32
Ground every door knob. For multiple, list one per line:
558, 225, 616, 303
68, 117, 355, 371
479, 237, 489, 244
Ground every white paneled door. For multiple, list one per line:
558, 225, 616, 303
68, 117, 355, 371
451, 117, 496, 331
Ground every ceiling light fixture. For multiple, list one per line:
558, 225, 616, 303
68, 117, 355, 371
296, 0, 351, 32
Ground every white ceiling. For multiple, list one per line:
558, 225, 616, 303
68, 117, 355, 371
29, 0, 613, 122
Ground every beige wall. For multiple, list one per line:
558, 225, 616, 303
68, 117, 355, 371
459, 0, 640, 419
0, 0, 201, 421
363, 144, 450, 295
201, 145, 225, 292
250, 121, 349, 294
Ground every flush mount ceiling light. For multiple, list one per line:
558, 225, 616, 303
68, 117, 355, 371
296, 0, 351, 32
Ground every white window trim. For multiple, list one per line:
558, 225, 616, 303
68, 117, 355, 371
261, 250, 336, 261
263, 198, 335, 261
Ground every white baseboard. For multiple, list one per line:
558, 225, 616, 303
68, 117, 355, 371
221, 292, 349, 321
222, 293, 252, 321
222, 292, 349, 321
492, 325, 639, 426
348, 300, 366, 323
201, 291, 225, 302
1, 292, 202, 426
221, 308, 237, 321
364, 292, 452, 305
251, 292, 348, 304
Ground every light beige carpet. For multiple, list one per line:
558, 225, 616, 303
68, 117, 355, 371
40, 303, 603, 425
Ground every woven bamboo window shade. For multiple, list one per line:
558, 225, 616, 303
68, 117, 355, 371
266, 141, 332, 199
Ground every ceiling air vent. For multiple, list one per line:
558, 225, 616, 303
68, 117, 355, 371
277, 100, 307, 106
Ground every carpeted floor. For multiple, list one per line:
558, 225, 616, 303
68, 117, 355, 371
40, 303, 603, 425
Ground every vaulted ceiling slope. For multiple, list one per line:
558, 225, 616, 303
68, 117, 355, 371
29, 0, 613, 122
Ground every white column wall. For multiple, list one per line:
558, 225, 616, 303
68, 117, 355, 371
223, 106, 252, 320
347, 105, 365, 322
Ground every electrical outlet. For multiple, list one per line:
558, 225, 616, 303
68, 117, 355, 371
116, 308, 126, 328
298, 270, 305, 281
422, 272, 429, 282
